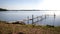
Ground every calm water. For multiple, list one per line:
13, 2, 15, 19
0, 11, 60, 26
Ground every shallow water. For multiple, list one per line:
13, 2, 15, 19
0, 11, 60, 26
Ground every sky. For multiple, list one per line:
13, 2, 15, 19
0, 0, 60, 10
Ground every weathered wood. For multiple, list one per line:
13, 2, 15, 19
27, 16, 29, 24
20, 14, 53, 26
54, 13, 56, 19
53, 13, 56, 26
32, 15, 34, 25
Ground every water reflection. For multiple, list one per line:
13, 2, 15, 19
0, 11, 60, 26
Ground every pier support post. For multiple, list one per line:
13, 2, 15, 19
27, 16, 29, 24
32, 15, 34, 27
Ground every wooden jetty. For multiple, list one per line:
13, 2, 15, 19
18, 13, 56, 27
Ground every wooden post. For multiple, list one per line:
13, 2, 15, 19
40, 16, 42, 21
27, 16, 29, 24
53, 13, 56, 27
32, 15, 34, 27
45, 15, 47, 22
54, 13, 56, 19
37, 16, 39, 21
45, 15, 46, 19
32, 15, 34, 25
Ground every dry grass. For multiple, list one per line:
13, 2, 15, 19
0, 22, 60, 34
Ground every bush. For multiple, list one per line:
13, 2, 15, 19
12, 21, 26, 25
46, 25, 54, 28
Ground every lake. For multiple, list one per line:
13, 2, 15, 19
0, 11, 60, 26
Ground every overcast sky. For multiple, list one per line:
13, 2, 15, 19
0, 0, 60, 10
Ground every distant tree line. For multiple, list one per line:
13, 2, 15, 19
0, 8, 40, 11
0, 8, 7, 11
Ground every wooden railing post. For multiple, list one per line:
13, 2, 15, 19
54, 13, 56, 19
37, 16, 39, 21
45, 15, 47, 22
53, 13, 56, 27
45, 15, 46, 19
32, 15, 34, 27
27, 16, 29, 24
32, 15, 34, 25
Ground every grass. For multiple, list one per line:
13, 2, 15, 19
0, 22, 60, 34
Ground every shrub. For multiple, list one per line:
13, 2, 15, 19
12, 21, 26, 25
46, 25, 54, 28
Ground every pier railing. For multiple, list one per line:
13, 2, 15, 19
22, 14, 49, 25
22, 13, 56, 26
